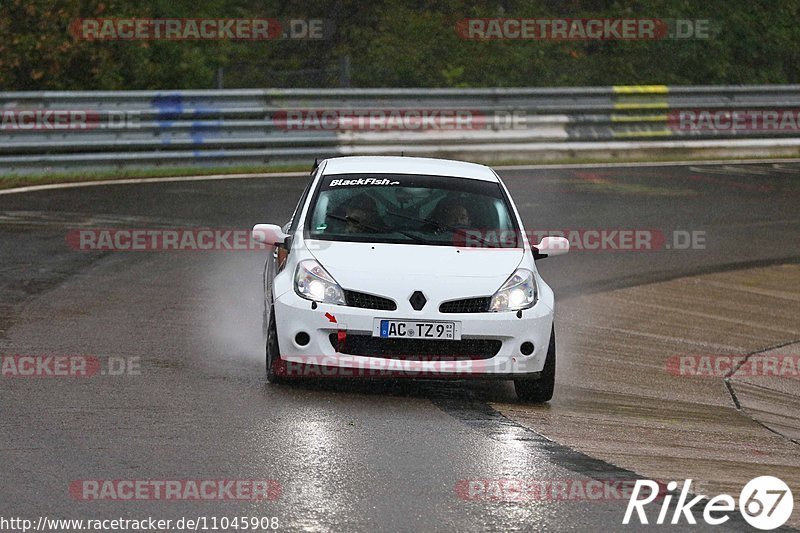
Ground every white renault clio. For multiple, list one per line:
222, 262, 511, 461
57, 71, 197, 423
253, 156, 568, 402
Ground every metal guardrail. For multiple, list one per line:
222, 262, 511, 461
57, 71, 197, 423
2, 85, 800, 174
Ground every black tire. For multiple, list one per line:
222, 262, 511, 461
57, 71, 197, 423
265, 312, 283, 384
262, 301, 270, 340
514, 325, 556, 403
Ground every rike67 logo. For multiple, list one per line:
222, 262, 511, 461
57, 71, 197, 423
624, 476, 793, 530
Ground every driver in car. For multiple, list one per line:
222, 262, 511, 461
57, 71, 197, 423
431, 201, 472, 228
342, 195, 382, 233
441, 203, 471, 226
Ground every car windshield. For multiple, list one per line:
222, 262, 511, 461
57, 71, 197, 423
305, 173, 520, 247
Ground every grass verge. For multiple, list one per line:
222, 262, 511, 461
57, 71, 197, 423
2, 153, 800, 191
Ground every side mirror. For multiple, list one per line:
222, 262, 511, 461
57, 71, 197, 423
533, 236, 569, 259
252, 224, 289, 246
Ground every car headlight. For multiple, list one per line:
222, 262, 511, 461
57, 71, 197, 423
294, 260, 346, 305
489, 268, 538, 312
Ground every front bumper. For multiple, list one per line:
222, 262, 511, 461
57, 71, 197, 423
272, 290, 554, 379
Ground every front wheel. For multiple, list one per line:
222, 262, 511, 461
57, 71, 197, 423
514, 325, 556, 403
265, 312, 283, 384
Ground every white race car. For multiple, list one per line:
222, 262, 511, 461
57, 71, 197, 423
253, 156, 568, 402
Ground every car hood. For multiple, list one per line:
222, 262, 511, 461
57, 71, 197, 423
305, 240, 524, 300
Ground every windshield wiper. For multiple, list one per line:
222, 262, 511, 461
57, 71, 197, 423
385, 211, 498, 248
327, 213, 434, 245
327, 213, 384, 233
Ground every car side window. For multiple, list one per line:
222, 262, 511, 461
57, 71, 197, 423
288, 173, 316, 233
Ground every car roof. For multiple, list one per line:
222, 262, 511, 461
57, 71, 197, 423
320, 156, 499, 182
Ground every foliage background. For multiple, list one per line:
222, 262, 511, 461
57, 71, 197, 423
1, 0, 797, 90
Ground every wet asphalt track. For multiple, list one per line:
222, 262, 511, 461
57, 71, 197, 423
1, 162, 799, 532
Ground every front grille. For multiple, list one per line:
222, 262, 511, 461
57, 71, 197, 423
439, 296, 491, 313
344, 290, 397, 311
329, 333, 501, 360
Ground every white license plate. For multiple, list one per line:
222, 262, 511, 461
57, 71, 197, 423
373, 319, 461, 340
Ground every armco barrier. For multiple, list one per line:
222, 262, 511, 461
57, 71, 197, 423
1, 85, 800, 174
